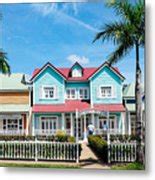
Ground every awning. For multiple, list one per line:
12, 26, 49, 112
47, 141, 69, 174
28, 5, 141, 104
32, 100, 125, 113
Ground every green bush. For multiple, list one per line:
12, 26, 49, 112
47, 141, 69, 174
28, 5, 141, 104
88, 135, 108, 162
55, 130, 68, 142
68, 136, 76, 143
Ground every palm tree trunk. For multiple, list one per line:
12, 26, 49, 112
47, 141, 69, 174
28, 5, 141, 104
135, 42, 144, 164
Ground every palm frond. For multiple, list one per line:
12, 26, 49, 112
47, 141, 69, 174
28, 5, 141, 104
93, 21, 126, 44
0, 50, 11, 75
107, 42, 132, 65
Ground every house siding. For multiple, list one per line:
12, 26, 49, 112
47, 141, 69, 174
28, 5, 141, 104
0, 92, 29, 104
33, 66, 65, 104
91, 66, 122, 104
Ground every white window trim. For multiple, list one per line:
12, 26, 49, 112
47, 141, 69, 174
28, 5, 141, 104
78, 88, 89, 100
66, 88, 77, 99
72, 69, 82, 77
42, 85, 57, 99
98, 85, 115, 99
3, 115, 24, 131
40, 116, 58, 130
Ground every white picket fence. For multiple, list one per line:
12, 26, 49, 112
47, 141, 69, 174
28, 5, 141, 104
109, 142, 136, 163
0, 141, 80, 162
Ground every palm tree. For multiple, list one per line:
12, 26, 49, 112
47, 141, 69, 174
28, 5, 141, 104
0, 13, 11, 75
0, 49, 11, 74
93, 0, 144, 163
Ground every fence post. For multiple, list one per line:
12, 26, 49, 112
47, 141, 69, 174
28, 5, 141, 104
76, 109, 79, 163
35, 137, 38, 162
107, 133, 111, 164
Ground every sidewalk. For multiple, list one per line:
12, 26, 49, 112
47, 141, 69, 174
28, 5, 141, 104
80, 142, 110, 169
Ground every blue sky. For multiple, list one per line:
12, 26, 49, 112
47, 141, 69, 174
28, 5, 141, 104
0, 2, 144, 83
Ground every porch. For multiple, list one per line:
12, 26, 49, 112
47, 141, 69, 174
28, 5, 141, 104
0, 113, 29, 136
32, 110, 126, 140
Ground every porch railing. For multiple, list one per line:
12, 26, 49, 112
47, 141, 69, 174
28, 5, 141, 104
109, 142, 137, 163
34, 129, 71, 136
0, 141, 80, 162
95, 129, 121, 135
0, 130, 26, 135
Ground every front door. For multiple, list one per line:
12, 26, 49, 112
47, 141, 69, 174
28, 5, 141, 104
74, 118, 83, 139
40, 116, 57, 135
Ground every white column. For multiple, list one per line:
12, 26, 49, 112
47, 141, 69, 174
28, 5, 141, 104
61, 113, 65, 130
70, 113, 74, 136
83, 113, 87, 141
91, 113, 95, 125
32, 114, 35, 136
128, 112, 131, 135
121, 112, 125, 135
26, 113, 29, 135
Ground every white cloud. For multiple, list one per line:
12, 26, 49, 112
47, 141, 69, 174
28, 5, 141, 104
31, 3, 99, 32
67, 54, 90, 65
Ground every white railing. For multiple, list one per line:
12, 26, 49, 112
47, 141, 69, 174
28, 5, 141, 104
0, 130, 26, 135
109, 142, 137, 163
95, 129, 121, 135
0, 141, 80, 162
34, 129, 71, 136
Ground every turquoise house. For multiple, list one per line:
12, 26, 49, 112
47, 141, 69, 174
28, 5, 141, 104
30, 61, 127, 140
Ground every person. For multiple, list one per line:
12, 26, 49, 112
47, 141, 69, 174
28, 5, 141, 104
87, 123, 95, 135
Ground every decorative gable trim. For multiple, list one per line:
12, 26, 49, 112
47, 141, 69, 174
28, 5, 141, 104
88, 61, 125, 81
30, 62, 67, 82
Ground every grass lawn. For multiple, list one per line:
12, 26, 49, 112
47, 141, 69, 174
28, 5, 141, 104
0, 162, 80, 169
111, 162, 145, 170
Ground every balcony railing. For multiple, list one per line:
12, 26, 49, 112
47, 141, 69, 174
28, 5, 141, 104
0, 129, 26, 135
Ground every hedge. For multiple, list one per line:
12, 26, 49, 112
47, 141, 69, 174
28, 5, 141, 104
88, 135, 108, 162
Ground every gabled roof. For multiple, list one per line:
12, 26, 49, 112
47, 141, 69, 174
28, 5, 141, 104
30, 62, 67, 81
123, 83, 144, 98
70, 61, 83, 71
31, 61, 124, 82
0, 73, 29, 91
88, 61, 125, 80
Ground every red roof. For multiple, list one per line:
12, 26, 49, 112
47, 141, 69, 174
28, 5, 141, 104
32, 100, 125, 113
31, 62, 124, 81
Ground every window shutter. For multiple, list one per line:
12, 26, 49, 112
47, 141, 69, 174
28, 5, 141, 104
39, 86, 43, 99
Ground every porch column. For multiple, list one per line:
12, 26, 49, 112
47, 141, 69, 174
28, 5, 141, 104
121, 112, 126, 135
61, 113, 65, 130
83, 113, 87, 141
128, 112, 131, 135
32, 114, 35, 136
70, 113, 74, 136
26, 113, 29, 135
91, 113, 95, 125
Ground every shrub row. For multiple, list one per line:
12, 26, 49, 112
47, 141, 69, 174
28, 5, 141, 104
0, 131, 76, 143
88, 135, 108, 162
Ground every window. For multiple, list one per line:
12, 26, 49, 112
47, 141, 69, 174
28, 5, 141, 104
126, 99, 135, 104
99, 116, 116, 129
41, 116, 57, 132
3, 118, 23, 131
66, 89, 76, 99
43, 86, 55, 99
72, 69, 82, 77
100, 86, 112, 98
66, 118, 71, 129
79, 88, 89, 99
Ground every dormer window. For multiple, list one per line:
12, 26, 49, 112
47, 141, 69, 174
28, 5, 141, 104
70, 62, 83, 78
72, 69, 82, 77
